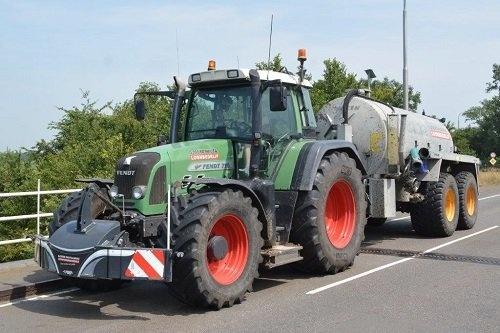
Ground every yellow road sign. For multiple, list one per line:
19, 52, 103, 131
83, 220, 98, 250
490, 158, 497, 165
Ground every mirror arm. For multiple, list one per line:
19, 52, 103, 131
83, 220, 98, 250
170, 76, 187, 144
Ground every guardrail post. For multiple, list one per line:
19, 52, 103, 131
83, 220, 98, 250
36, 179, 41, 235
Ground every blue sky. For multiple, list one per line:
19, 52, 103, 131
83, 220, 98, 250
1, 0, 499, 150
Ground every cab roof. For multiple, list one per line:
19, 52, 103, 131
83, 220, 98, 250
188, 68, 313, 88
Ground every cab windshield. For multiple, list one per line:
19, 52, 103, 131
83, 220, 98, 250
185, 85, 297, 142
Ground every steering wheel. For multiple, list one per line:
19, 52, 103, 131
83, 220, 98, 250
227, 120, 252, 137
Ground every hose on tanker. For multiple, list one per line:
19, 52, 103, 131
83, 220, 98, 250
342, 89, 396, 124
409, 147, 429, 174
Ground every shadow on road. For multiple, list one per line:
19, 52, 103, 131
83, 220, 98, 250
13, 265, 316, 320
362, 217, 430, 247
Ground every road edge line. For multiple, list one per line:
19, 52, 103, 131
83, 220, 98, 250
0, 287, 79, 308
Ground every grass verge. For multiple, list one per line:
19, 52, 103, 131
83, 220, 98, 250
479, 168, 500, 186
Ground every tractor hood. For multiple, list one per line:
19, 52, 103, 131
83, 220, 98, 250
115, 139, 234, 216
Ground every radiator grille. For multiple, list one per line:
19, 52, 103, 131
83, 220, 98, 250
149, 166, 166, 204
114, 152, 160, 199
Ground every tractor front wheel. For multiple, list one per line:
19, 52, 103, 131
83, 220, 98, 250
169, 189, 263, 309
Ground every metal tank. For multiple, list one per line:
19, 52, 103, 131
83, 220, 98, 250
317, 95, 454, 176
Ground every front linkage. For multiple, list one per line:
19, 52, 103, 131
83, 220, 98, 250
35, 182, 174, 282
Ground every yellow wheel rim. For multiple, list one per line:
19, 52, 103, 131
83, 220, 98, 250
466, 186, 476, 216
445, 188, 456, 222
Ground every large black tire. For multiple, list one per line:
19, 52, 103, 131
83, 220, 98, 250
411, 173, 459, 237
455, 171, 478, 230
50, 189, 120, 292
290, 152, 367, 274
169, 189, 263, 309
49, 190, 107, 235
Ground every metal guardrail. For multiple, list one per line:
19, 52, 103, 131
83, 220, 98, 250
0, 179, 80, 246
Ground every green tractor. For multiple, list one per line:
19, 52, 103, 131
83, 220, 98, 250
35, 50, 370, 308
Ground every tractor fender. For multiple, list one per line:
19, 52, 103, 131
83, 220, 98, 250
291, 140, 367, 191
183, 178, 276, 246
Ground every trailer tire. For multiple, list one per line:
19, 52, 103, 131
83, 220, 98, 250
168, 189, 263, 309
290, 152, 367, 274
411, 173, 459, 237
455, 171, 478, 230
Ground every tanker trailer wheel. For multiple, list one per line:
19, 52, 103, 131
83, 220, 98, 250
169, 189, 263, 309
455, 171, 478, 230
49, 189, 122, 292
410, 173, 459, 237
290, 152, 367, 274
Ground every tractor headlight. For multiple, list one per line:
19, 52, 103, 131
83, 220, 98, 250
109, 185, 119, 198
132, 186, 146, 199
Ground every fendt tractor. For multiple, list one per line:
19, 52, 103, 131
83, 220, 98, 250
35, 49, 480, 309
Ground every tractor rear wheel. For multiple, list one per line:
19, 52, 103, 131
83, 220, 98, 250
169, 189, 263, 309
455, 171, 478, 230
290, 152, 367, 274
410, 173, 459, 237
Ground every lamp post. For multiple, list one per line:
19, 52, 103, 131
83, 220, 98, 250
403, 0, 409, 111
365, 69, 376, 97
457, 112, 463, 129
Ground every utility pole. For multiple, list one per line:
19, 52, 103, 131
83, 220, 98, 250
403, 0, 409, 111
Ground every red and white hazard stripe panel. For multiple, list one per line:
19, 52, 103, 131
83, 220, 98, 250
124, 249, 165, 280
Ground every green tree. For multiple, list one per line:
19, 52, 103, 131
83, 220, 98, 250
0, 82, 174, 262
255, 54, 284, 72
310, 58, 360, 112
362, 77, 422, 112
451, 127, 478, 156
461, 64, 500, 162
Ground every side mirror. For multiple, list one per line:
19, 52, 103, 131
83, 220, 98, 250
134, 99, 146, 121
269, 84, 287, 112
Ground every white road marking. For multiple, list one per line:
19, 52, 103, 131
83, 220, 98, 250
479, 194, 500, 201
0, 287, 79, 308
306, 225, 499, 295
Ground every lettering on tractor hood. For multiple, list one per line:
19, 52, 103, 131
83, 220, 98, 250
189, 148, 219, 161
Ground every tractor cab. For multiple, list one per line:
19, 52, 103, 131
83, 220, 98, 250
184, 66, 315, 179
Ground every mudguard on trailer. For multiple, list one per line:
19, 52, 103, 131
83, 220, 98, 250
291, 140, 367, 191
35, 220, 173, 281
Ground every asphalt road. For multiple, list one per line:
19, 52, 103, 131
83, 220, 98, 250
1, 186, 499, 333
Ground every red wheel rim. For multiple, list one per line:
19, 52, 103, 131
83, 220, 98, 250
325, 180, 356, 249
207, 214, 249, 285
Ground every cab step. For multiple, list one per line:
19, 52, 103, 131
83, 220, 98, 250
261, 244, 303, 269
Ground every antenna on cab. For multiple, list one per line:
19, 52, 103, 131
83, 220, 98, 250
266, 14, 274, 80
